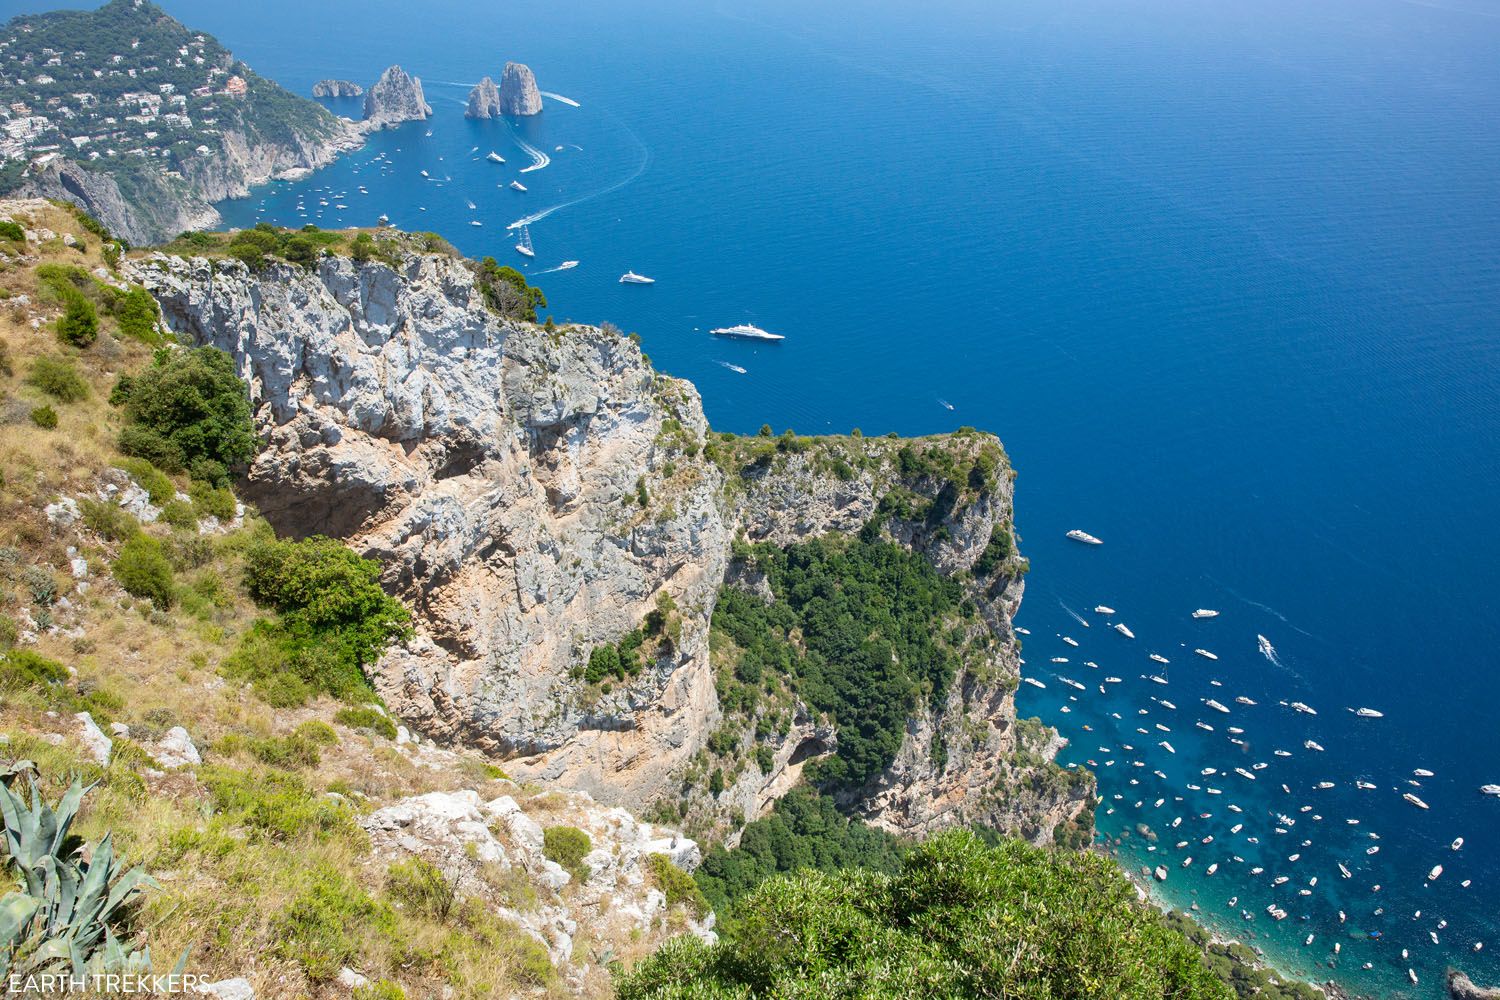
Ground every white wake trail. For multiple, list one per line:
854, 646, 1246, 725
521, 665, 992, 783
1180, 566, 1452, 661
506, 111, 650, 231
540, 91, 581, 107
512, 135, 552, 174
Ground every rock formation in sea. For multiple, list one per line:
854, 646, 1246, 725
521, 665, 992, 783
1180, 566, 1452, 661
1450, 971, 1500, 1000
312, 78, 364, 98
466, 76, 502, 119
499, 61, 543, 115
363, 65, 432, 127
123, 240, 1090, 846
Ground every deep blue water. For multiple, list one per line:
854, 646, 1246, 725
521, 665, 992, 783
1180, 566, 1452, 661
14, 0, 1499, 992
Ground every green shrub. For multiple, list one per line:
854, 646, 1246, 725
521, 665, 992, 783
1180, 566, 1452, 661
28, 405, 57, 429
620, 830, 1230, 1000
353, 981, 406, 1000
333, 705, 398, 740
188, 479, 236, 520
111, 534, 176, 608
54, 285, 98, 347
25, 356, 88, 402
77, 498, 139, 542
223, 536, 410, 706
112, 346, 257, 483
542, 826, 592, 883
386, 856, 459, 922
198, 765, 359, 843
114, 287, 160, 342
272, 863, 396, 980
646, 853, 710, 918
0, 220, 23, 242
0, 648, 69, 691
158, 499, 197, 530
474, 257, 546, 322
584, 643, 620, 684
119, 457, 176, 506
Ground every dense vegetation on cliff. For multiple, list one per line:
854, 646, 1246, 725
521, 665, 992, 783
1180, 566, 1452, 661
622, 829, 1232, 1000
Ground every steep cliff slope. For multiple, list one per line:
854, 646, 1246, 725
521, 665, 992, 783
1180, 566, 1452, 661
124, 233, 1091, 846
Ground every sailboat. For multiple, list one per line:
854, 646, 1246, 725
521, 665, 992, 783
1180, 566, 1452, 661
515, 226, 535, 259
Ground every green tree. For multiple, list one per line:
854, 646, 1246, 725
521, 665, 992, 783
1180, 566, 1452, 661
113, 346, 256, 484
55, 286, 98, 347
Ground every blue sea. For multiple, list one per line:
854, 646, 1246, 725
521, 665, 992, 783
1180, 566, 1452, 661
15, 0, 1499, 992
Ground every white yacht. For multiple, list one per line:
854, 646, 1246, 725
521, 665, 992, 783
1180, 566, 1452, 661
1067, 529, 1103, 545
1205, 699, 1230, 714
1415, 768, 1435, 777
1235, 696, 1257, 706
510, 180, 527, 191
1304, 740, 1325, 752
1194, 649, 1218, 660
1159, 741, 1176, 754
1483, 784, 1500, 797
1428, 865, 1443, 882
1192, 609, 1220, 619
1022, 677, 1046, 689
1290, 701, 1317, 716
1095, 605, 1116, 615
1338, 863, 1352, 879
1150, 653, 1170, 664
1351, 707, 1384, 718
619, 271, 656, 284
1115, 623, 1136, 639
556, 260, 580, 270
1404, 792, 1430, 810
515, 226, 535, 258
1453, 837, 1465, 850
486, 151, 505, 163
710, 324, 784, 341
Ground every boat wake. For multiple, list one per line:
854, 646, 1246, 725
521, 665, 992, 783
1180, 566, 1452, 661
540, 91, 581, 107
507, 110, 650, 230
717, 361, 748, 374
1059, 602, 1091, 629
512, 134, 552, 173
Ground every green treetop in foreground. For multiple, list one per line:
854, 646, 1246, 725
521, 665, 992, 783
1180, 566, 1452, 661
618, 829, 1231, 1000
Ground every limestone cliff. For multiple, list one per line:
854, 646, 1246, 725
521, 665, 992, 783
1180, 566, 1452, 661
313, 79, 365, 98
500, 62, 544, 116
466, 77, 502, 119
364, 65, 432, 127
124, 240, 1091, 846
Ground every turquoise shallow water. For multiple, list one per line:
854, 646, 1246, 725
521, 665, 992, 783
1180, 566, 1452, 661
14, 0, 1500, 993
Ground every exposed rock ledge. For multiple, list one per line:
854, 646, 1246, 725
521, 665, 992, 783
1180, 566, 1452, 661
124, 242, 1091, 845
1451, 971, 1500, 1000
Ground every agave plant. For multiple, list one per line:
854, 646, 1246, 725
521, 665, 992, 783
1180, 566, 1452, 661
0, 777, 158, 978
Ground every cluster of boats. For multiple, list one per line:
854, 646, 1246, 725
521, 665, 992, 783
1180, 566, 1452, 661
1015, 592, 1495, 985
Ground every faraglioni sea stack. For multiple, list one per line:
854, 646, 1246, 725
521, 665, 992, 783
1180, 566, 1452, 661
312, 79, 363, 98
499, 61, 543, 115
363, 64, 432, 127
466, 76, 501, 119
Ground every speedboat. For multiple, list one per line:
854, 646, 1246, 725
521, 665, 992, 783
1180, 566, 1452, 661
1428, 865, 1443, 881
710, 324, 784, 341
1192, 609, 1220, 619
1304, 740, 1325, 752
1066, 529, 1103, 545
1483, 784, 1500, 797
1453, 837, 1464, 850
1338, 863, 1352, 879
1350, 707, 1385, 719
620, 271, 656, 285
486, 151, 505, 163
510, 180, 527, 191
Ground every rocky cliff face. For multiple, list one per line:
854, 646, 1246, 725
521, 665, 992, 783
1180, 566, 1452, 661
364, 65, 432, 127
125, 243, 1091, 846
500, 62, 543, 116
466, 77, 502, 119
21, 111, 363, 248
313, 79, 365, 98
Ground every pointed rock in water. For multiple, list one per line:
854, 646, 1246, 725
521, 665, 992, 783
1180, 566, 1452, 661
466, 76, 502, 119
499, 61, 543, 115
363, 65, 432, 127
